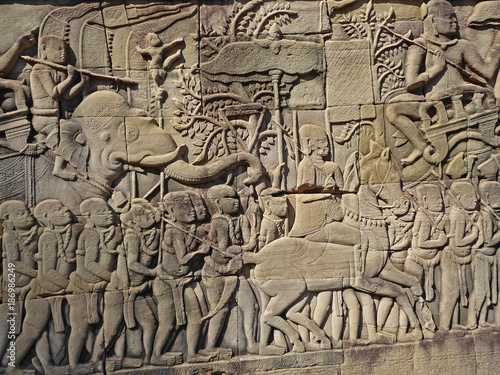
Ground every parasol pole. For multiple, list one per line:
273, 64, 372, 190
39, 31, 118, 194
270, 69, 285, 190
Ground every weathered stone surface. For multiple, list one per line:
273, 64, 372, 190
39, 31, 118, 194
2, 1, 500, 374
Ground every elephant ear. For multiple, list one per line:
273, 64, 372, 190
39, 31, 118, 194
57, 119, 90, 173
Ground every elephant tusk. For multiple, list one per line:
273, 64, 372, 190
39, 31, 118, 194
128, 144, 187, 167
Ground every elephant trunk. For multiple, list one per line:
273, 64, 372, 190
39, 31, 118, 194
165, 152, 263, 185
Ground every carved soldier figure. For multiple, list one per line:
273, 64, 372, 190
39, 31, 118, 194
386, 0, 500, 166
258, 188, 288, 249
377, 207, 415, 342
0, 201, 40, 369
439, 181, 480, 331
120, 199, 161, 366
297, 124, 343, 191
473, 181, 500, 327
153, 191, 210, 364
202, 185, 258, 358
66, 198, 122, 373
27, 200, 82, 374
30, 35, 88, 180
405, 184, 449, 302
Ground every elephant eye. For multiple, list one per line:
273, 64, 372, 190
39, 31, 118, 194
125, 123, 140, 142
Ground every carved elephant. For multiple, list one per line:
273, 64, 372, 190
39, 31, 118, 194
34, 91, 263, 212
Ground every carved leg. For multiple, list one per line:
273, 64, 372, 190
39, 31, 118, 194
14, 299, 51, 366
202, 276, 230, 354
66, 294, 91, 372
439, 255, 460, 331
260, 281, 306, 353
185, 285, 215, 363
0, 304, 9, 362
134, 297, 157, 365
91, 291, 124, 364
379, 260, 422, 297
385, 102, 428, 166
237, 277, 259, 354
151, 280, 180, 366
343, 289, 361, 343
356, 291, 394, 344
256, 288, 285, 356
286, 294, 332, 350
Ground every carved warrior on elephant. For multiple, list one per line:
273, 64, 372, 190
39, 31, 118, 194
385, 0, 500, 181
4, 90, 262, 213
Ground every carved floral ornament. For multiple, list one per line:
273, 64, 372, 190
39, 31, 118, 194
1, 1, 500, 374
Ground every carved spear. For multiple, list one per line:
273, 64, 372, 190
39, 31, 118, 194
380, 26, 490, 88
22, 56, 137, 85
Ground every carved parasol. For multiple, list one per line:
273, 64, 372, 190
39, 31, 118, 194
201, 25, 324, 188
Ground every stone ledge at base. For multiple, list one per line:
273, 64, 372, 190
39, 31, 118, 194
114, 329, 500, 375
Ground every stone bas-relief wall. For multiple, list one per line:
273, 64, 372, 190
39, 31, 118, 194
3, 0, 500, 374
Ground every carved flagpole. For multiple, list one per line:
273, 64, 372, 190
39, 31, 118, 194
270, 69, 285, 190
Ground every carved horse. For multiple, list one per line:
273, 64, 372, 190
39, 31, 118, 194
245, 147, 429, 353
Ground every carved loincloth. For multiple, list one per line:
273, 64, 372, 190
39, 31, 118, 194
444, 247, 472, 307
472, 251, 497, 309
408, 249, 441, 301
123, 280, 153, 329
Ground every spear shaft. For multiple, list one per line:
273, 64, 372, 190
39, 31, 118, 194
22, 55, 137, 85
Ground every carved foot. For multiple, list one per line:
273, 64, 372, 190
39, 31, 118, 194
151, 352, 183, 366
422, 328, 435, 340
69, 363, 95, 375
105, 357, 122, 372
186, 353, 216, 363
478, 322, 495, 329
121, 358, 143, 369
52, 168, 76, 181
332, 339, 342, 349
199, 348, 232, 361
305, 342, 323, 351
291, 340, 306, 353
410, 283, 423, 298
397, 328, 422, 342
246, 342, 260, 355
401, 149, 423, 167
259, 344, 286, 356
369, 331, 395, 345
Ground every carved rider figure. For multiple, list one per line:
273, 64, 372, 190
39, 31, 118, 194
297, 124, 343, 191
386, 0, 500, 166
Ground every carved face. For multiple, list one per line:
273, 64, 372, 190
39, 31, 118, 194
309, 134, 330, 158
392, 197, 410, 216
129, 203, 157, 229
268, 196, 288, 217
90, 203, 115, 228
433, 4, 457, 37
486, 184, 500, 209
8, 204, 35, 230
219, 195, 240, 215
173, 197, 196, 224
46, 203, 73, 227
42, 37, 67, 64
458, 188, 478, 211
424, 189, 443, 212
190, 195, 207, 221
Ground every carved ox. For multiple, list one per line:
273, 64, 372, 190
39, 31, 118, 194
31, 91, 263, 212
